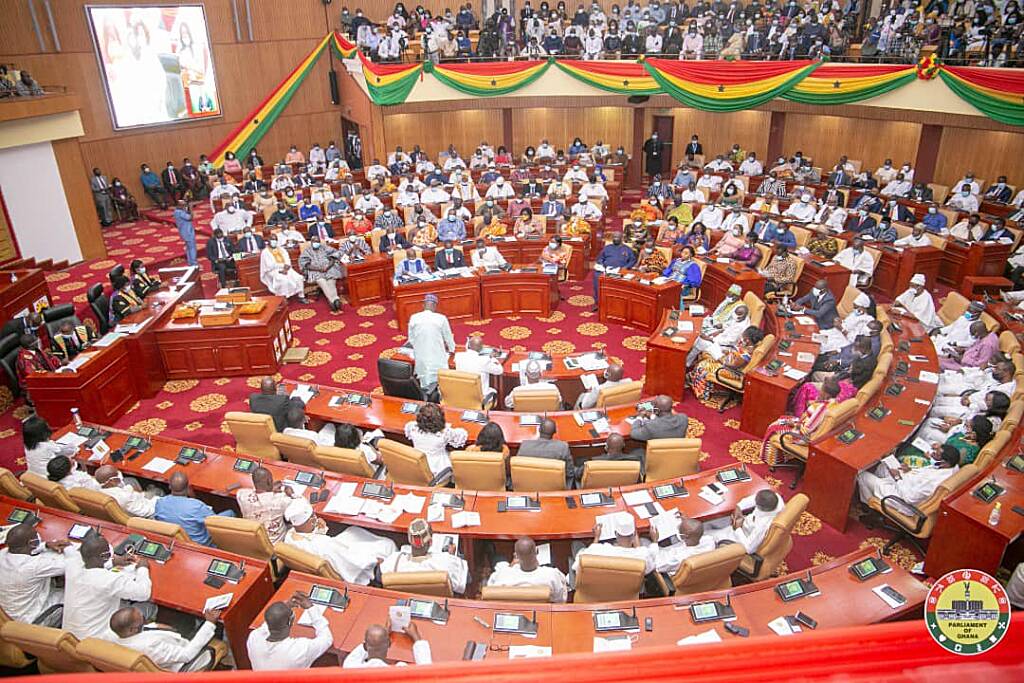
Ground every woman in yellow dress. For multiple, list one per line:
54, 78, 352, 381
561, 215, 591, 238
630, 199, 661, 224
514, 207, 543, 238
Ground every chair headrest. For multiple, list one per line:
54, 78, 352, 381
0, 333, 19, 356
378, 357, 415, 379
42, 303, 75, 323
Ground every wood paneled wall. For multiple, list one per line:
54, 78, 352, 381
642, 109, 771, 167
780, 114, 922, 175
0, 0, 343, 204
511, 107, 633, 155
934, 127, 1024, 189
383, 110, 504, 160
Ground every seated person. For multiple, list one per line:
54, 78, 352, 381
783, 194, 816, 222
477, 211, 507, 238
662, 246, 703, 302
378, 225, 410, 253
900, 416, 993, 469
514, 208, 544, 238
834, 237, 876, 287
0, 521, 71, 628
403, 402, 467, 477
487, 536, 569, 603
857, 445, 960, 506
706, 489, 784, 553
298, 236, 344, 313
50, 319, 96, 361
651, 516, 717, 576
470, 238, 507, 268
892, 273, 941, 330
281, 402, 336, 447
806, 224, 840, 260
247, 594, 332, 670
657, 216, 686, 244
282, 498, 396, 584
435, 240, 465, 270
561, 215, 591, 238
410, 220, 438, 247
129, 259, 160, 298
15, 333, 62, 396
570, 513, 654, 587
630, 395, 688, 441
517, 418, 574, 487
342, 622, 432, 668
379, 518, 469, 595
154, 472, 235, 546
109, 275, 145, 323
47, 454, 101, 491
540, 235, 572, 269
678, 223, 710, 252
453, 336, 503, 404
505, 361, 562, 410
636, 239, 668, 274
688, 326, 764, 406
95, 465, 160, 518
710, 224, 746, 258
236, 466, 299, 544
335, 423, 383, 471
576, 363, 632, 410
686, 305, 750, 368
110, 604, 220, 672
732, 232, 763, 268
759, 245, 799, 294
395, 248, 431, 280
895, 223, 933, 248
260, 237, 306, 302
763, 377, 846, 465
344, 210, 373, 235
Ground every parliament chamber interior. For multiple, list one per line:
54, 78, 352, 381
2, 1, 1024, 680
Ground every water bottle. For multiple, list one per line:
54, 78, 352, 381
988, 502, 1002, 526
71, 407, 82, 428
11, 272, 17, 283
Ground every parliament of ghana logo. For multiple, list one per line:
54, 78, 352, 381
925, 569, 1009, 655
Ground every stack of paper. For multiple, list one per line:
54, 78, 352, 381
290, 384, 316, 404
689, 305, 705, 316
203, 593, 234, 611
651, 510, 682, 539
632, 502, 667, 520
676, 629, 723, 646
594, 511, 633, 540
918, 371, 940, 384
508, 645, 552, 659
622, 490, 653, 506
426, 503, 445, 523
782, 367, 808, 381
55, 432, 89, 450
91, 332, 126, 348
698, 486, 725, 506
794, 316, 815, 326
451, 511, 481, 528
142, 457, 176, 475
393, 492, 426, 514
536, 542, 552, 566
767, 616, 798, 636
580, 373, 600, 391
593, 636, 633, 652
578, 355, 610, 371
677, 320, 695, 332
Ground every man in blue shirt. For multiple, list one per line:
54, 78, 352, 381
139, 163, 169, 209
772, 223, 798, 250
921, 205, 948, 233
437, 214, 466, 242
154, 472, 234, 546
593, 232, 637, 309
298, 198, 322, 222
172, 200, 198, 266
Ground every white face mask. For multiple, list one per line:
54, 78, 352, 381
312, 242, 322, 249
138, 267, 146, 274
269, 240, 278, 247
549, 241, 558, 249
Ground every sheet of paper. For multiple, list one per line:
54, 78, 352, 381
796, 352, 815, 364
914, 398, 931, 406
63, 354, 96, 372
768, 615, 797, 636
651, 510, 682, 540
374, 505, 403, 525
55, 432, 89, 449
536, 542, 552, 566
335, 482, 358, 498
578, 355, 610, 371
652, 276, 669, 285
622, 489, 653, 506
795, 316, 815, 326
203, 593, 234, 611
580, 373, 600, 391
508, 645, 551, 659
593, 636, 633, 652
594, 512, 627, 540
698, 486, 725, 506
142, 457, 176, 475
389, 606, 411, 631
908, 354, 928, 362
430, 533, 459, 555
591, 417, 611, 434
324, 495, 364, 516
426, 502, 445, 523
689, 305, 705, 316
918, 371, 939, 384
290, 384, 316, 404
396, 493, 426, 515
91, 332, 126, 348
282, 481, 308, 497
677, 320, 695, 332
881, 455, 901, 470
782, 367, 808, 381
676, 629, 723, 646
451, 510, 481, 528
89, 440, 109, 461
911, 437, 933, 454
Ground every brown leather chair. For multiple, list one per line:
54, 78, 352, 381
274, 542, 342, 580
76, 635, 226, 672
438, 368, 494, 410
936, 291, 970, 326
0, 622, 94, 673
594, 380, 643, 409
67, 488, 132, 526
204, 516, 282, 579
1002, 401, 1024, 431
836, 285, 865, 319
126, 517, 190, 543
0, 467, 32, 500
572, 554, 646, 603
378, 438, 450, 486
735, 493, 809, 582
313, 444, 377, 478
866, 465, 979, 557
644, 438, 702, 482
224, 411, 280, 460
511, 387, 563, 412
579, 460, 641, 488
450, 450, 507, 491
973, 431, 1011, 471
19, 473, 80, 513
999, 330, 1021, 356
767, 398, 858, 489
659, 543, 746, 595
764, 258, 805, 301
381, 570, 453, 598
480, 585, 553, 602
743, 291, 766, 328
0, 607, 31, 669
510, 456, 566, 491
270, 433, 319, 467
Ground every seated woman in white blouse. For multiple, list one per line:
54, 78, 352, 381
23, 416, 76, 477
403, 403, 468, 477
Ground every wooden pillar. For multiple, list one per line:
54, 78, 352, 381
502, 108, 513, 154
629, 106, 645, 189
914, 124, 943, 185
766, 111, 786, 165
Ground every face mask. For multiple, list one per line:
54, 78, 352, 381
549, 241, 558, 249
269, 240, 278, 247
227, 207, 236, 213
138, 267, 146, 275
812, 287, 822, 296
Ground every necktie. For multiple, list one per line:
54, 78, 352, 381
218, 240, 226, 259
97, 176, 106, 189
169, 170, 176, 184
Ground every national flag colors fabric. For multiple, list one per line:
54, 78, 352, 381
644, 58, 819, 111
359, 52, 423, 105
938, 65, 1024, 126
784, 64, 916, 105
330, 31, 358, 59
556, 59, 660, 95
425, 59, 551, 96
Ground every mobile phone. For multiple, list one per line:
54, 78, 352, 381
644, 617, 653, 632
794, 611, 817, 630
724, 622, 749, 637
1012, 505, 1024, 517
565, 496, 577, 509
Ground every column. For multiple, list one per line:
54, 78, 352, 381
629, 106, 645, 189
913, 124, 943, 185
766, 111, 787, 165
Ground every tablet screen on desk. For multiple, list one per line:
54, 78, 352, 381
691, 603, 718, 620
310, 586, 335, 604
69, 523, 92, 540
580, 493, 603, 506
409, 600, 434, 619
138, 541, 162, 558
126, 436, 145, 448
494, 614, 520, 631
506, 496, 528, 509
7, 509, 31, 524
595, 612, 621, 629
718, 469, 739, 483
293, 471, 316, 485
233, 459, 255, 473
779, 580, 805, 599
208, 559, 232, 577
1007, 454, 1024, 473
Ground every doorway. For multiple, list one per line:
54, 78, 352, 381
652, 115, 674, 175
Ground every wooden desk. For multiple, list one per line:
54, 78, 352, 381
120, 281, 202, 398
740, 307, 821, 436
700, 259, 765, 311
939, 240, 1013, 287
0, 268, 49, 322
988, 301, 1024, 341
480, 270, 557, 318
156, 296, 290, 379
803, 313, 938, 532
253, 549, 926, 664
925, 449, 1024, 578
797, 257, 850, 300
0, 496, 274, 669
644, 309, 698, 402
345, 254, 391, 307
598, 273, 681, 333
394, 275, 482, 332
870, 245, 943, 300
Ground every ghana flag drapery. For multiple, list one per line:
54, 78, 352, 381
331, 31, 358, 59
644, 58, 819, 111
555, 59, 660, 95
424, 59, 550, 96
208, 33, 333, 166
939, 66, 1024, 127
360, 52, 423, 105
784, 64, 916, 105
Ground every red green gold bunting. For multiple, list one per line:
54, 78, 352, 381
331, 31, 358, 59
360, 52, 422, 105
784, 64, 916, 105
644, 58, 819, 112
556, 59, 660, 95
425, 59, 550, 96
939, 66, 1024, 126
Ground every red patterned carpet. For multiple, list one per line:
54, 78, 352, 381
0, 196, 923, 576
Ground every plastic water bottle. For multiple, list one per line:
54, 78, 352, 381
71, 407, 82, 428
989, 502, 1002, 526
10, 272, 17, 283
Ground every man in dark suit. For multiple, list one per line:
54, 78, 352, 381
684, 136, 702, 156
248, 377, 300, 432
518, 418, 574, 488
205, 228, 236, 288
881, 198, 914, 223
235, 229, 265, 255
829, 167, 852, 187
307, 220, 335, 242
845, 210, 877, 235
522, 178, 545, 196
587, 433, 644, 479
2, 311, 42, 341
378, 227, 410, 253
161, 161, 183, 201
793, 279, 839, 330
629, 395, 688, 442
434, 240, 465, 270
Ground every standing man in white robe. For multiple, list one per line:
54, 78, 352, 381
834, 237, 876, 287
281, 499, 395, 585
892, 273, 941, 330
408, 293, 456, 394
260, 238, 306, 301
686, 305, 750, 367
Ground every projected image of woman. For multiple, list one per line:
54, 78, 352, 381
115, 19, 168, 126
